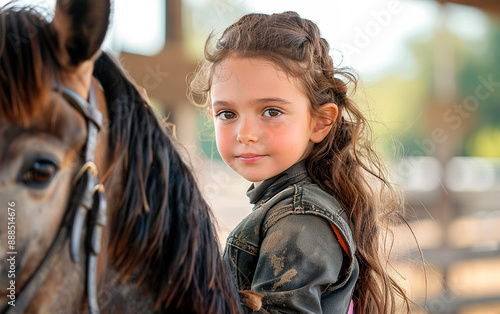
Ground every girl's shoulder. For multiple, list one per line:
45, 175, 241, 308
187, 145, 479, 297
264, 181, 346, 225
263, 181, 355, 247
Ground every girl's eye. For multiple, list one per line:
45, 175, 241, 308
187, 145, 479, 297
216, 111, 237, 120
21, 159, 58, 188
263, 108, 282, 118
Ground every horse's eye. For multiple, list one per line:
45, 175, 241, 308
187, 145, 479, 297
21, 159, 58, 188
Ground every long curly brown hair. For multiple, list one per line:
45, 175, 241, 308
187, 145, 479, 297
190, 11, 412, 313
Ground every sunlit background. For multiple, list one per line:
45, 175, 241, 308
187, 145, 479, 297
2, 0, 500, 312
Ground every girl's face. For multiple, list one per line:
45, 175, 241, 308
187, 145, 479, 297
210, 56, 317, 184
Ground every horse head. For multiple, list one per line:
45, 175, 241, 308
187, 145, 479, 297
0, 0, 240, 312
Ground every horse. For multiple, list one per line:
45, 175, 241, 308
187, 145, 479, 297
0, 0, 241, 312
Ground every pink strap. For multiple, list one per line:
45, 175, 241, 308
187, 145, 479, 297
348, 300, 354, 314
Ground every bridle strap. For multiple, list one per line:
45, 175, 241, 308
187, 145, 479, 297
58, 83, 102, 128
2, 81, 107, 314
87, 185, 107, 313
64, 80, 106, 314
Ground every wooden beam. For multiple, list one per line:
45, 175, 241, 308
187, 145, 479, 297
165, 0, 183, 43
121, 45, 195, 109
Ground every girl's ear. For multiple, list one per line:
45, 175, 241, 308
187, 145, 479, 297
310, 103, 338, 143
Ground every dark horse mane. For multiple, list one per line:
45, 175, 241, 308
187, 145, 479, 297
94, 53, 239, 312
1, 5, 240, 313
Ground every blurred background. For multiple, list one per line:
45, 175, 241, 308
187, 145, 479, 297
3, 0, 500, 312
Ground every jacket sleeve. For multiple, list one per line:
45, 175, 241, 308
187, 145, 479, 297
251, 214, 344, 314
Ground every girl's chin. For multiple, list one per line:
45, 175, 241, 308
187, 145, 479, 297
236, 168, 281, 183
239, 173, 267, 184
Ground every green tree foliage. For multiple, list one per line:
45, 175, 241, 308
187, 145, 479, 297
368, 12, 500, 158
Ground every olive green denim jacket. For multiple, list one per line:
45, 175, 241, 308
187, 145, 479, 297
223, 161, 359, 313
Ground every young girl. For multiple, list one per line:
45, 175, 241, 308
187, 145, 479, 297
190, 11, 410, 313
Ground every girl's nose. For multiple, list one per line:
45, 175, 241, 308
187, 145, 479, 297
237, 118, 258, 144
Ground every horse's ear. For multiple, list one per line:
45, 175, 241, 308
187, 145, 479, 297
51, 0, 111, 66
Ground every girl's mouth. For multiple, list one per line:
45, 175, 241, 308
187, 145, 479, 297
237, 154, 265, 163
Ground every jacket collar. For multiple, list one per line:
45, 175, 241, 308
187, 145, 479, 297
246, 160, 309, 205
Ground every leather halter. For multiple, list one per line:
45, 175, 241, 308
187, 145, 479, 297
2, 81, 107, 314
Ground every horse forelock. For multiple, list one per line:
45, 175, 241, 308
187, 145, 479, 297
0, 5, 61, 123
